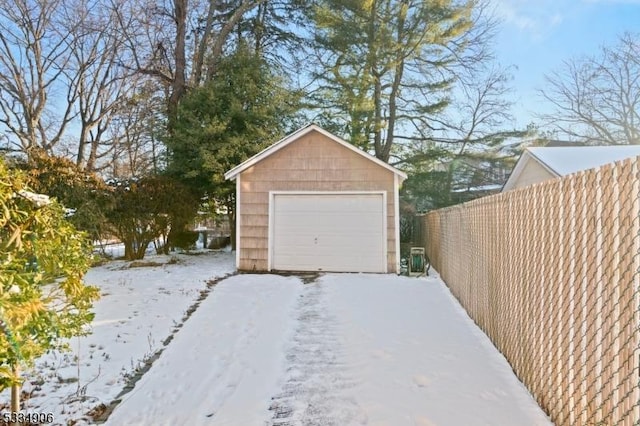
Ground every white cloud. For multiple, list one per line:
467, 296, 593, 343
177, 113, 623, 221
550, 13, 564, 26
492, 0, 568, 40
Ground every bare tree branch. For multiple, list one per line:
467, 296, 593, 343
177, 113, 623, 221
540, 32, 640, 145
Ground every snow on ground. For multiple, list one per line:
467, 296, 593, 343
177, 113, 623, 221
106, 274, 303, 426
107, 272, 552, 426
320, 273, 550, 425
0, 249, 235, 424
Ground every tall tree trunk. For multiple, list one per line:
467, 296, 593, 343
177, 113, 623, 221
167, 0, 188, 131
76, 133, 86, 168
206, 0, 265, 81
253, 1, 268, 54
192, 0, 215, 86
383, 0, 408, 163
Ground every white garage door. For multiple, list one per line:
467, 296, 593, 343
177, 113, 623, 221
271, 193, 386, 273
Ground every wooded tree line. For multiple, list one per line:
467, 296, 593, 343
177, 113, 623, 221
0, 0, 637, 254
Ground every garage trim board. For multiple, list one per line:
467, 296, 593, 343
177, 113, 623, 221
235, 173, 241, 267
268, 191, 388, 273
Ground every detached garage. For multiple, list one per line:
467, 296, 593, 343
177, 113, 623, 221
224, 124, 407, 273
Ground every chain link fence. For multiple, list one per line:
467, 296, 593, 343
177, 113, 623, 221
419, 158, 640, 425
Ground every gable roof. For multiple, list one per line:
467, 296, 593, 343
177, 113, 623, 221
503, 145, 640, 191
224, 124, 408, 181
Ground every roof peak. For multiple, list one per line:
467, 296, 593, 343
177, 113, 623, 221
224, 124, 407, 181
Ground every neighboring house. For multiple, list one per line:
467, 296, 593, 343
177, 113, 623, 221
503, 146, 640, 192
224, 124, 407, 273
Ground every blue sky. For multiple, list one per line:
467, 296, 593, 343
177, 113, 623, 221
491, 0, 640, 129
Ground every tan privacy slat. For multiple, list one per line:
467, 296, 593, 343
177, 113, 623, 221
420, 157, 640, 426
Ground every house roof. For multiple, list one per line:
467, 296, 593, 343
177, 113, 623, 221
224, 124, 408, 181
503, 145, 640, 191
528, 146, 640, 175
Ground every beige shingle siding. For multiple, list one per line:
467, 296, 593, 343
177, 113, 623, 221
238, 129, 398, 272
510, 157, 557, 190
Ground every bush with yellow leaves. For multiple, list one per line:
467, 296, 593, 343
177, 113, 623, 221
0, 157, 99, 411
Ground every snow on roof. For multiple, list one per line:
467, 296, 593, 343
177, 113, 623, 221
528, 146, 640, 176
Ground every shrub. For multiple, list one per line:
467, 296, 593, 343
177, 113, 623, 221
0, 158, 99, 410
105, 176, 198, 260
170, 230, 199, 251
12, 150, 113, 243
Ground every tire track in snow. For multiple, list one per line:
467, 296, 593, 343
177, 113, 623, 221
268, 279, 365, 426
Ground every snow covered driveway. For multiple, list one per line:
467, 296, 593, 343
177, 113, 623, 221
107, 273, 551, 426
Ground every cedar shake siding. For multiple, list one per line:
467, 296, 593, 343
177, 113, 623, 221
226, 125, 406, 273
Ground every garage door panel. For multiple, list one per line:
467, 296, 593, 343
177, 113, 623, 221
271, 193, 385, 272
275, 214, 381, 229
